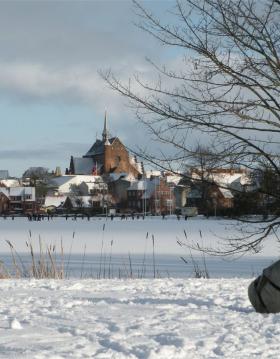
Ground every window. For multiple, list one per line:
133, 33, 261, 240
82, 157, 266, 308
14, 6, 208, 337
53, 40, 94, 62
10, 196, 21, 201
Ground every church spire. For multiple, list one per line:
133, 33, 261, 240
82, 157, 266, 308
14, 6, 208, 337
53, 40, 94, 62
102, 111, 110, 145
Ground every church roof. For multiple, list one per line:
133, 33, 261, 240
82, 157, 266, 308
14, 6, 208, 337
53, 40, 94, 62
72, 157, 95, 175
84, 137, 117, 157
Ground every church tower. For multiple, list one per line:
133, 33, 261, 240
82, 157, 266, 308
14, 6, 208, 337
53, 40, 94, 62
79, 111, 142, 177
102, 111, 110, 145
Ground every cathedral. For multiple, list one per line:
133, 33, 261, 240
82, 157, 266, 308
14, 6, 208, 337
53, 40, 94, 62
67, 114, 143, 178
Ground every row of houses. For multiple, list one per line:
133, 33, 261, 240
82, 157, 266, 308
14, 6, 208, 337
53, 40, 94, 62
0, 117, 263, 216
0, 166, 258, 216
43, 172, 184, 215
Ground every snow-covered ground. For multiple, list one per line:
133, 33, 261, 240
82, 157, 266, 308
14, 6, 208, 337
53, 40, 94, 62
0, 278, 277, 359
0, 217, 279, 358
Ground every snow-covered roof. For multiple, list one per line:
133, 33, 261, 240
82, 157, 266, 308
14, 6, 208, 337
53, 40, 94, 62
0, 188, 9, 197
49, 176, 76, 187
145, 170, 161, 178
109, 173, 128, 182
44, 195, 68, 208
165, 175, 182, 185
191, 169, 252, 191
0, 187, 35, 200
9, 187, 34, 196
0, 179, 20, 188
51, 175, 100, 187
128, 181, 146, 191
219, 187, 234, 199
129, 156, 143, 174
109, 173, 136, 182
50, 175, 105, 195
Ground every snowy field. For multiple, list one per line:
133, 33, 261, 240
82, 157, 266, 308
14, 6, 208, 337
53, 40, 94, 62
0, 277, 277, 359
0, 217, 279, 358
0, 216, 278, 256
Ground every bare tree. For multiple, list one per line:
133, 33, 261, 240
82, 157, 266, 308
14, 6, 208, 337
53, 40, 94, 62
102, 0, 280, 254
22, 167, 50, 186
185, 144, 222, 214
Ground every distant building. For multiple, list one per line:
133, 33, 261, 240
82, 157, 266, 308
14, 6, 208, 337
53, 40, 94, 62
127, 177, 176, 214
187, 168, 253, 213
45, 175, 114, 213
67, 113, 143, 178
0, 170, 9, 180
48, 175, 106, 195
0, 187, 36, 214
54, 167, 62, 177
108, 173, 135, 211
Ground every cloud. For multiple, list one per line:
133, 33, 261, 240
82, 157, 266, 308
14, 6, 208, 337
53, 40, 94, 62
0, 148, 60, 160
0, 59, 162, 120
0, 62, 112, 108
0, 142, 88, 160
0, 1, 174, 119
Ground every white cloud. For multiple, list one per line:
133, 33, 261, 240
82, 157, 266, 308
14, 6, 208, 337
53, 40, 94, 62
0, 60, 160, 119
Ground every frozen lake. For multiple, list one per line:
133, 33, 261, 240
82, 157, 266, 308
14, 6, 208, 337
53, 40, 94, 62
0, 216, 278, 278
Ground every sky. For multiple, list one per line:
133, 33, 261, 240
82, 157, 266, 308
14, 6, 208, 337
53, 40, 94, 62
0, 0, 177, 177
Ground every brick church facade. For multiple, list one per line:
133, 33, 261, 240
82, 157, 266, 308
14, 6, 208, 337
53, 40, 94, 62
68, 114, 143, 178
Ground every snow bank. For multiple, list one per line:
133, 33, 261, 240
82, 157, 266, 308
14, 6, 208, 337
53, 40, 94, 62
0, 278, 277, 358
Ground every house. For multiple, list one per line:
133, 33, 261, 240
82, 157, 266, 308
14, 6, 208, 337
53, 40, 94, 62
148, 171, 188, 211
0, 187, 36, 214
149, 178, 176, 214
108, 173, 135, 211
127, 177, 176, 214
48, 175, 103, 195
127, 180, 146, 212
187, 168, 252, 213
9, 187, 36, 214
46, 175, 114, 213
208, 185, 234, 209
